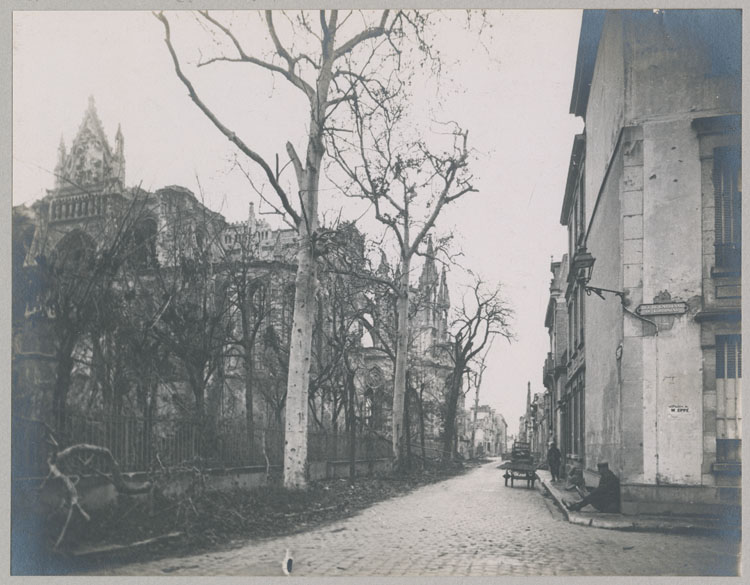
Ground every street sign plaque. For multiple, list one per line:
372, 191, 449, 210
636, 302, 688, 316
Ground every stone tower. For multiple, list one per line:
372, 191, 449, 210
27, 97, 129, 263
56, 96, 125, 193
414, 236, 449, 355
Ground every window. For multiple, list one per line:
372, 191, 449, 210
569, 371, 585, 457
364, 391, 373, 427
713, 146, 741, 271
130, 219, 158, 268
716, 335, 742, 462
568, 290, 584, 352
568, 299, 576, 355
578, 290, 585, 347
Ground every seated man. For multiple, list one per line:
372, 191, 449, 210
564, 465, 586, 497
564, 462, 620, 513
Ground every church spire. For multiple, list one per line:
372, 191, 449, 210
115, 123, 124, 156
376, 249, 390, 278
54, 135, 67, 189
58, 96, 122, 192
112, 123, 126, 184
418, 235, 439, 293
438, 265, 450, 309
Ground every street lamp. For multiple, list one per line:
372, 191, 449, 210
572, 246, 627, 304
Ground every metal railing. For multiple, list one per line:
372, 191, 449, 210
11, 414, 393, 479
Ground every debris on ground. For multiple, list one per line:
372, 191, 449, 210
15, 461, 476, 575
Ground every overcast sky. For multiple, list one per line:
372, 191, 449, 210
13, 10, 584, 433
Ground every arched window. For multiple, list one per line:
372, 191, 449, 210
55, 230, 95, 275
130, 218, 158, 268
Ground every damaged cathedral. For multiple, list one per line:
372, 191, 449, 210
12, 98, 462, 470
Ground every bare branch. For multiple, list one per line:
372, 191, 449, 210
334, 10, 391, 59
154, 11, 301, 226
199, 10, 315, 99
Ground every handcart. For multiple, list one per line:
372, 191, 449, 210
500, 441, 537, 488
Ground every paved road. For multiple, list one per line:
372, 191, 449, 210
96, 460, 740, 577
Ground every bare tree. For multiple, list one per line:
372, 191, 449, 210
150, 195, 233, 455
442, 280, 513, 461
25, 193, 150, 434
331, 78, 477, 467
220, 228, 280, 452
155, 9, 444, 487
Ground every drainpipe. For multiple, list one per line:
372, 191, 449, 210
624, 306, 659, 482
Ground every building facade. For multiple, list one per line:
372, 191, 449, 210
468, 405, 508, 456
542, 256, 570, 464
554, 9, 741, 515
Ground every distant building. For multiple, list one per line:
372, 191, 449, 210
468, 405, 508, 456
542, 256, 570, 463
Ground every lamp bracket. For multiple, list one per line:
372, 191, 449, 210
584, 285, 627, 304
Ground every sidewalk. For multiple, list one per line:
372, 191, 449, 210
535, 469, 740, 538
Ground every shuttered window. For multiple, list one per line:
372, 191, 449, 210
716, 335, 742, 462
713, 146, 742, 271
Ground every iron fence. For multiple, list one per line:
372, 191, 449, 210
11, 414, 393, 479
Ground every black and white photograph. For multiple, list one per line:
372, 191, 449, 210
8, 4, 743, 578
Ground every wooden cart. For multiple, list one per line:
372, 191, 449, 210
500, 441, 537, 488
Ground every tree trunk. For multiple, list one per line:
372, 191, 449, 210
442, 374, 462, 462
146, 378, 157, 469
92, 334, 110, 410
347, 368, 356, 482
189, 372, 208, 460
283, 222, 317, 489
53, 336, 76, 437
332, 392, 339, 458
244, 343, 255, 457
392, 260, 410, 468
404, 383, 412, 467
418, 386, 426, 464
283, 37, 335, 487
470, 380, 480, 459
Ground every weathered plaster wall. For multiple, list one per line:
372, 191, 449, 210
619, 126, 646, 483
624, 11, 741, 125
641, 120, 704, 485
584, 12, 625, 230
641, 120, 702, 301
584, 150, 625, 474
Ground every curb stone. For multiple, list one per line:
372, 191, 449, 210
535, 469, 740, 538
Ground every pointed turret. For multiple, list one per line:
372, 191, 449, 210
418, 235, 439, 294
114, 123, 124, 156
436, 265, 450, 343
272, 231, 284, 261
54, 135, 67, 189
376, 249, 390, 278
438, 266, 450, 309
112, 123, 126, 184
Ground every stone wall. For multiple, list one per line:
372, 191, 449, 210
14, 458, 395, 514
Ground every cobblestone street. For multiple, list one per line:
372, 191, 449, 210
96, 461, 740, 577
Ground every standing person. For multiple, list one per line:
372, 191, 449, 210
547, 441, 562, 482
